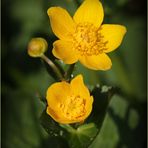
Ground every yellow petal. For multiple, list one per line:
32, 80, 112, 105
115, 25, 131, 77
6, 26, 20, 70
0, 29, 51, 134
47, 107, 70, 124
47, 7, 75, 40
46, 81, 71, 108
70, 75, 90, 97
79, 53, 112, 70
83, 96, 94, 119
73, 0, 104, 27
100, 24, 127, 53
52, 40, 78, 64
47, 106, 86, 124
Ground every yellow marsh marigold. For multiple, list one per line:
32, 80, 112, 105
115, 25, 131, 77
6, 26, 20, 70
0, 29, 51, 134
47, 0, 127, 70
46, 75, 93, 124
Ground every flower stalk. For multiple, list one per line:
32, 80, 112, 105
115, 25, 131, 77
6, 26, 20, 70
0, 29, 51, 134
41, 54, 64, 81
75, 0, 81, 7
64, 63, 75, 80
59, 124, 76, 134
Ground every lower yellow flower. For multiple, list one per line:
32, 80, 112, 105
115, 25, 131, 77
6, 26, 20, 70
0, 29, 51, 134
46, 75, 93, 124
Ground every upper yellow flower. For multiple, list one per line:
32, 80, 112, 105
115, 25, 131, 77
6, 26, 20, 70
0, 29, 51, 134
46, 75, 93, 124
47, 0, 127, 70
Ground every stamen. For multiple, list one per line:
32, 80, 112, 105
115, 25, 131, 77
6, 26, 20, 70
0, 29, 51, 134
73, 23, 108, 56
59, 95, 86, 119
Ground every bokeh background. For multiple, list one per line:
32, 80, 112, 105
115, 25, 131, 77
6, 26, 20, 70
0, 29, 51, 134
2, 0, 147, 148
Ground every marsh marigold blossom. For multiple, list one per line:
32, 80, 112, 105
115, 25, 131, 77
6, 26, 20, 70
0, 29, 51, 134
46, 75, 93, 124
47, 0, 127, 70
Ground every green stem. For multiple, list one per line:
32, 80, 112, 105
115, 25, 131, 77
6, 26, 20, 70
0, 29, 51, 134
74, 0, 81, 7
59, 124, 76, 134
41, 54, 64, 81
64, 63, 75, 80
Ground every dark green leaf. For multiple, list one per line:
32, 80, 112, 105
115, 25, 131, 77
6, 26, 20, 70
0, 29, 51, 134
60, 123, 98, 148
40, 110, 65, 137
41, 136, 69, 148
88, 85, 116, 129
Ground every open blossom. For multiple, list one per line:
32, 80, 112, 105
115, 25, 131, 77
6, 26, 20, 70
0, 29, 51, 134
47, 0, 127, 70
46, 75, 93, 124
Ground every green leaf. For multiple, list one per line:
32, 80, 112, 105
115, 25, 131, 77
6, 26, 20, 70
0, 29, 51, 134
60, 123, 98, 148
40, 110, 65, 137
41, 136, 69, 148
2, 90, 45, 148
88, 85, 116, 129
40, 110, 70, 147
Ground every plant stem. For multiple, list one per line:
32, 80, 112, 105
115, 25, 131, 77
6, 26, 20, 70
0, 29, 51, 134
41, 54, 64, 81
59, 124, 76, 134
64, 63, 75, 80
75, 0, 81, 7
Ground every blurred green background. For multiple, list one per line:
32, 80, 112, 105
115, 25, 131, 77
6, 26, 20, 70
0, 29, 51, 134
2, 0, 147, 148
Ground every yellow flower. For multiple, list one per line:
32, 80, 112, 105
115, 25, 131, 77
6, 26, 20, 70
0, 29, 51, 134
28, 38, 48, 57
46, 75, 93, 124
47, 0, 127, 70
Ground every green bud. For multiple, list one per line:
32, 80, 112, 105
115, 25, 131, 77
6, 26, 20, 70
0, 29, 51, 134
28, 38, 48, 57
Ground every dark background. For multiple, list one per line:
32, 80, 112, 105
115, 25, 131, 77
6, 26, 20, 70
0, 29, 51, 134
2, 0, 147, 147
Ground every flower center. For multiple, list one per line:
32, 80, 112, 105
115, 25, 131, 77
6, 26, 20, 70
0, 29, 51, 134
73, 23, 108, 56
59, 95, 86, 120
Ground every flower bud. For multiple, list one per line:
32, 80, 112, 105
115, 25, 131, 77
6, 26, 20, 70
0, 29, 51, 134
28, 38, 48, 57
